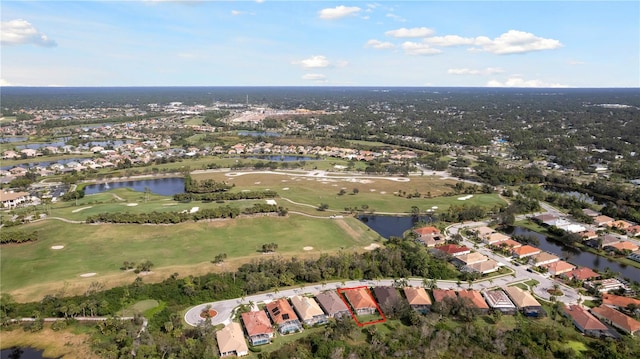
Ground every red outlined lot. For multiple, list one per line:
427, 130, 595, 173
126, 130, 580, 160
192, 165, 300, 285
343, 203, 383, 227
337, 286, 387, 327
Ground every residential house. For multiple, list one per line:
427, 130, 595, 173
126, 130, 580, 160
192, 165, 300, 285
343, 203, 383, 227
9, 167, 27, 177
0, 190, 30, 208
342, 288, 377, 315
315, 291, 350, 319
495, 239, 522, 250
562, 305, 610, 338
457, 290, 490, 314
453, 252, 488, 267
533, 252, 560, 266
463, 259, 500, 274
265, 299, 303, 334
590, 305, 640, 336
606, 241, 639, 254
593, 215, 615, 227
413, 226, 444, 247
373, 287, 403, 316
579, 230, 598, 241
512, 245, 541, 259
563, 267, 600, 282
504, 286, 545, 317
290, 295, 327, 326
542, 260, 576, 276
403, 287, 432, 314
484, 232, 510, 245
19, 148, 38, 157
216, 322, 249, 357
601, 294, 640, 311
241, 311, 273, 346
2, 150, 19, 159
607, 220, 633, 231
473, 226, 495, 240
482, 290, 517, 314
626, 225, 640, 237
432, 289, 457, 303
628, 251, 640, 263
582, 208, 600, 217
533, 214, 560, 227
584, 278, 629, 293
432, 244, 471, 257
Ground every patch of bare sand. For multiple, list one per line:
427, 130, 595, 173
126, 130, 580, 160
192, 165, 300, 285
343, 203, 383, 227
51, 245, 64, 250
364, 243, 381, 251
80, 272, 96, 277
72, 206, 92, 213
303, 246, 314, 251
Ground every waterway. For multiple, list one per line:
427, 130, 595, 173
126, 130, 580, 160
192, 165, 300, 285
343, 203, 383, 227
0, 348, 48, 359
0, 137, 28, 143
84, 177, 185, 196
358, 215, 640, 282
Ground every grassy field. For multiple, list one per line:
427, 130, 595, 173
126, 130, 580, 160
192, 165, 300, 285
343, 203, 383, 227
0, 326, 98, 359
1, 214, 379, 301
192, 170, 506, 214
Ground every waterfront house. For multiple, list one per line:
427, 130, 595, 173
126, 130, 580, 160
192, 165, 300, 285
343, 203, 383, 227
315, 291, 350, 319
403, 287, 432, 314
542, 260, 575, 276
241, 311, 273, 346
216, 322, 249, 357
290, 295, 327, 326
512, 245, 541, 259
265, 299, 303, 334
533, 252, 560, 266
563, 267, 600, 282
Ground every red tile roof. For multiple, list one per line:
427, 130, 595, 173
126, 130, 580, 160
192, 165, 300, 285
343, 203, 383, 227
241, 311, 273, 337
265, 298, 299, 325
563, 305, 608, 331
457, 290, 489, 309
434, 244, 470, 256
512, 245, 541, 257
343, 288, 377, 310
564, 267, 600, 281
591, 305, 640, 335
602, 294, 640, 309
413, 226, 441, 236
432, 289, 457, 302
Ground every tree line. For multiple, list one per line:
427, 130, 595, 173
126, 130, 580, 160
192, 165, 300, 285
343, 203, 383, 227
173, 189, 278, 202
0, 229, 39, 244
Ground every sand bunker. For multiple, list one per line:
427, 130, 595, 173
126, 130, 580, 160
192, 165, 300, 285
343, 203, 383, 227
80, 273, 96, 277
282, 187, 289, 190
72, 206, 92, 213
380, 191, 386, 194
126, 203, 138, 206
364, 243, 381, 251
254, 181, 261, 184
51, 245, 64, 250
303, 246, 314, 251
458, 195, 474, 201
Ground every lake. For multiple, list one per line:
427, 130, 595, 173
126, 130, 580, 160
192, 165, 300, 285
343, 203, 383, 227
359, 214, 437, 239
0, 137, 28, 143
0, 348, 49, 359
84, 177, 185, 196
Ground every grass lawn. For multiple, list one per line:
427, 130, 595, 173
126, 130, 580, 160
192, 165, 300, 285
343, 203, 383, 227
121, 299, 160, 316
248, 326, 326, 358
1, 215, 379, 301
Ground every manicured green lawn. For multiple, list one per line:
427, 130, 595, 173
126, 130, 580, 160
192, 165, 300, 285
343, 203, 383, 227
0, 215, 378, 297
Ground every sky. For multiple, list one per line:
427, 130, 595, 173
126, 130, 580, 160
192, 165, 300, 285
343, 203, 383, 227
1, 1, 638, 87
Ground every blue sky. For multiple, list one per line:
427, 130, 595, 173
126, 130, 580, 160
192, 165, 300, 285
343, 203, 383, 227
1, 1, 638, 87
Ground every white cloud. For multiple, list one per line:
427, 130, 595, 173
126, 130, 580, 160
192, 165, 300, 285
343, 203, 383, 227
472, 30, 562, 54
385, 13, 406, 22
365, 39, 395, 49
318, 5, 361, 20
0, 78, 13, 86
302, 73, 327, 81
401, 41, 442, 56
486, 76, 569, 88
448, 67, 504, 75
1, 19, 57, 47
385, 27, 434, 38
424, 35, 476, 47
293, 55, 331, 68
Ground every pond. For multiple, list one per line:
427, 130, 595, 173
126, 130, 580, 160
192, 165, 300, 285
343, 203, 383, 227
0, 137, 28, 143
84, 177, 185, 196
358, 214, 437, 239
0, 348, 50, 359
16, 141, 67, 150
237, 131, 281, 137
546, 187, 597, 204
